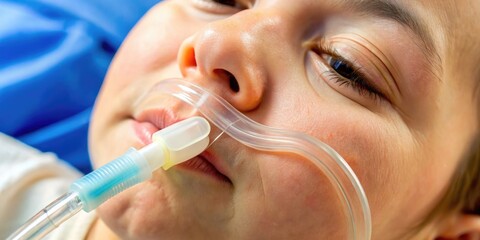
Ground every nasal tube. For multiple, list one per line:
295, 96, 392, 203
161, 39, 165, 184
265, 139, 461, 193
8, 117, 210, 240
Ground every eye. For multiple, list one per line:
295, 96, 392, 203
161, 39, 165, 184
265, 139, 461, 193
211, 0, 238, 7
192, 0, 249, 14
325, 55, 359, 81
311, 42, 386, 102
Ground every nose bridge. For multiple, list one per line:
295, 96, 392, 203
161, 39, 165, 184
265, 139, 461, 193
178, 9, 289, 112
196, 9, 285, 62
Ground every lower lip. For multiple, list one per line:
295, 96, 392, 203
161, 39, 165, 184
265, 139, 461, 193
132, 120, 159, 145
178, 156, 231, 183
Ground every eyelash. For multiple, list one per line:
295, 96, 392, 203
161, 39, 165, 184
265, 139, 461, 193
311, 41, 385, 102
193, 0, 247, 12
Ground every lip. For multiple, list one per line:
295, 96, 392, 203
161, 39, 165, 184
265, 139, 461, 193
133, 108, 231, 183
132, 108, 176, 145
132, 120, 158, 145
134, 108, 177, 130
178, 151, 231, 183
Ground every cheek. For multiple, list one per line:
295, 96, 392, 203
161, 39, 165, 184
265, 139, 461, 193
95, 173, 186, 238
313, 113, 439, 233
260, 92, 428, 230
102, 2, 204, 94
252, 153, 350, 238
90, 3, 204, 165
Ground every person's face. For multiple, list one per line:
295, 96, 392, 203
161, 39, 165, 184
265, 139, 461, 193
89, 0, 478, 239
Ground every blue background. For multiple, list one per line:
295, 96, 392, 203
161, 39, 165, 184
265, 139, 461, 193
0, 0, 160, 173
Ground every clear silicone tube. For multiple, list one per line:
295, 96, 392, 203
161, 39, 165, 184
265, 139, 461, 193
152, 79, 372, 240
9, 79, 372, 239
7, 117, 211, 240
6, 192, 83, 240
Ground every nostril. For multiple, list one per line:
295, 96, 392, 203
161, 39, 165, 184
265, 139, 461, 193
228, 73, 240, 93
213, 69, 240, 93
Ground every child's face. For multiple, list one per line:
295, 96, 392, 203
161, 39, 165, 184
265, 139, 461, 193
89, 0, 478, 239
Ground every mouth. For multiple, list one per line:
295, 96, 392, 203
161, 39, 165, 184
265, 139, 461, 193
133, 108, 232, 183
132, 108, 176, 145
132, 120, 158, 145
177, 151, 231, 183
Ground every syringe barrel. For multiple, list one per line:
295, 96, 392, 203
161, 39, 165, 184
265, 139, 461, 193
70, 148, 151, 212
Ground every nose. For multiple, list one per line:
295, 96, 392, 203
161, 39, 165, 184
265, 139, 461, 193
177, 13, 269, 112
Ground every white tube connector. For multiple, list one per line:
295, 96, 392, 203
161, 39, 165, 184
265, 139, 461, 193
7, 117, 211, 240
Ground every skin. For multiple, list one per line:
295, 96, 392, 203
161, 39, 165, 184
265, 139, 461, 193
88, 0, 480, 239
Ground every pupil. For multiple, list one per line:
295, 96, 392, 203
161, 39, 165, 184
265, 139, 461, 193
331, 59, 355, 79
215, 0, 237, 6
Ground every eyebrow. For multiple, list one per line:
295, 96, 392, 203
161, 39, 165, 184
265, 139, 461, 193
344, 0, 442, 76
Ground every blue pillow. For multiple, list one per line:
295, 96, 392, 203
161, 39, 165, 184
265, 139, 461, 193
0, 0, 160, 173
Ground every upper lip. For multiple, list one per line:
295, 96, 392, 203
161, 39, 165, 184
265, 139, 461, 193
134, 108, 231, 181
134, 108, 177, 130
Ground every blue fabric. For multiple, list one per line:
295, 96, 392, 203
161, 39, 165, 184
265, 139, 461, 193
0, 0, 160, 173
